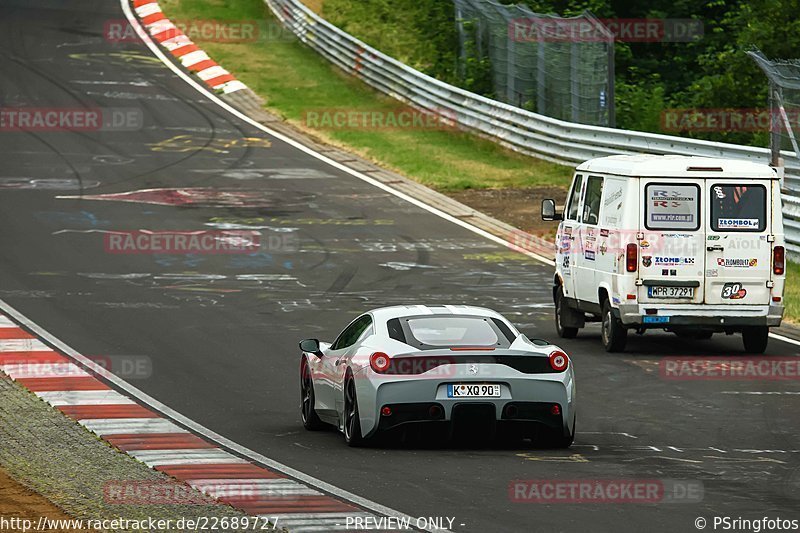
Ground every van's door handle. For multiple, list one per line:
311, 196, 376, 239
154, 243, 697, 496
707, 245, 724, 252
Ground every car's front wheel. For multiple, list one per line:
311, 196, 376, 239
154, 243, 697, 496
300, 358, 325, 430
343, 375, 366, 447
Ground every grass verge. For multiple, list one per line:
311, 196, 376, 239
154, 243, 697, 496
785, 260, 799, 324
157, 0, 572, 192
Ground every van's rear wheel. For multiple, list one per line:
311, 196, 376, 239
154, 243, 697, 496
742, 326, 769, 354
555, 286, 579, 339
601, 299, 627, 352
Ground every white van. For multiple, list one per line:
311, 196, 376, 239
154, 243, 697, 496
541, 155, 786, 353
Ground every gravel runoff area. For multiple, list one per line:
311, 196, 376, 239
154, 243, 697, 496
0, 374, 281, 533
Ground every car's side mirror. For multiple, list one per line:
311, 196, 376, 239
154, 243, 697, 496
541, 199, 562, 221
299, 338, 323, 357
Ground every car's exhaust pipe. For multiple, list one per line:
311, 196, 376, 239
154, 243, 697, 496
428, 404, 443, 419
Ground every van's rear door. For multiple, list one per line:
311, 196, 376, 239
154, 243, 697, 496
704, 181, 771, 305
638, 180, 705, 304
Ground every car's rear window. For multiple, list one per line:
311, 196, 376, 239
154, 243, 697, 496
710, 184, 767, 232
390, 316, 515, 349
644, 183, 700, 231
407, 317, 498, 346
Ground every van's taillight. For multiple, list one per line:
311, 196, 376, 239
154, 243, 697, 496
773, 246, 785, 276
626, 243, 638, 273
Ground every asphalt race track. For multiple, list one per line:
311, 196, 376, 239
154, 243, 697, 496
1, 1, 799, 531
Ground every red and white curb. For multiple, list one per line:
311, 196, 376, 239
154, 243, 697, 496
131, 0, 247, 95
0, 313, 383, 532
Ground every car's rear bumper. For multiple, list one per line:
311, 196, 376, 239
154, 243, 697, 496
355, 366, 576, 439
617, 303, 784, 328
375, 401, 566, 436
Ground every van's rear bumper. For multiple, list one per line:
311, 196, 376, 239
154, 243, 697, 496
617, 303, 784, 328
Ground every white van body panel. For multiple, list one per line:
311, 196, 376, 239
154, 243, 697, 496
553, 155, 785, 332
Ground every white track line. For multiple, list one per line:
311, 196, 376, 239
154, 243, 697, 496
769, 332, 800, 346
35, 390, 136, 406
0, 363, 90, 379
128, 448, 249, 467
0, 338, 52, 352
80, 418, 189, 436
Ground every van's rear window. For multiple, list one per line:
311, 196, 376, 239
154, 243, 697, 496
710, 184, 767, 232
644, 183, 700, 231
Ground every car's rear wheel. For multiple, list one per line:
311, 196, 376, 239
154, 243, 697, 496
742, 326, 769, 354
300, 358, 325, 430
555, 285, 579, 339
601, 299, 627, 352
343, 376, 365, 447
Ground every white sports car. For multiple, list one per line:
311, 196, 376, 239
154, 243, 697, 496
299, 305, 576, 447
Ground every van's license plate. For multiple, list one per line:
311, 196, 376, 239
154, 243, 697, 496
447, 384, 501, 398
648, 286, 694, 298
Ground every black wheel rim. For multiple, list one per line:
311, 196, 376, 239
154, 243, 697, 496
602, 310, 611, 345
344, 380, 356, 440
301, 363, 313, 423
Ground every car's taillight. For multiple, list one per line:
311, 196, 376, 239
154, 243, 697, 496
549, 351, 569, 372
626, 243, 638, 273
774, 246, 785, 276
370, 352, 390, 373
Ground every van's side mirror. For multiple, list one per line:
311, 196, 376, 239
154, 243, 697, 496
541, 199, 562, 221
299, 338, 323, 357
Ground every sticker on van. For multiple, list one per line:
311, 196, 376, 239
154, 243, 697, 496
716, 258, 758, 268
718, 218, 760, 229
654, 256, 695, 266
721, 283, 747, 299
645, 183, 700, 231
651, 214, 694, 223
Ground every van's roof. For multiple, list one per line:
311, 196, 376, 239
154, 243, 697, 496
576, 155, 777, 179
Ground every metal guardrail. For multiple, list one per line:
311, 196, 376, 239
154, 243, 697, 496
264, 0, 800, 256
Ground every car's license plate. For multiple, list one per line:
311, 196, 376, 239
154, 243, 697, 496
447, 384, 501, 398
647, 286, 694, 299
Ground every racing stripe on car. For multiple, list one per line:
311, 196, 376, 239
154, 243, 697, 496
130, 0, 248, 94
0, 313, 390, 531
